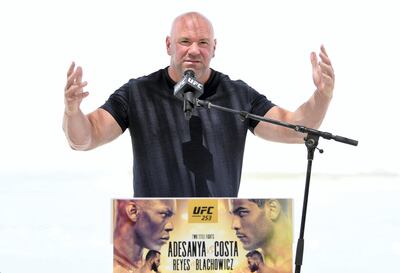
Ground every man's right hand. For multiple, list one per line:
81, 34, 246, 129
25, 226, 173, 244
64, 62, 89, 115
63, 62, 123, 150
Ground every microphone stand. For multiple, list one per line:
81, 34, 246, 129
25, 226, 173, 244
195, 98, 358, 273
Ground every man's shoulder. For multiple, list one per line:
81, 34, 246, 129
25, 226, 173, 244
116, 68, 170, 97
212, 69, 249, 88
128, 68, 166, 85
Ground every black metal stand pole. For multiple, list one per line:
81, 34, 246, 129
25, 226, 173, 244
295, 133, 322, 273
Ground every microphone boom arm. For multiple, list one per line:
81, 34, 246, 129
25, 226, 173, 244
196, 98, 358, 146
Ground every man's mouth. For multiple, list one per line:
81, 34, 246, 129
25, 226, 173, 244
235, 233, 246, 240
184, 60, 200, 64
160, 236, 170, 241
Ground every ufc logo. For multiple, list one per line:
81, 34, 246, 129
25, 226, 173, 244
188, 78, 203, 89
193, 206, 214, 215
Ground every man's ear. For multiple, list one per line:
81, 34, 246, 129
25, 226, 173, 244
212, 38, 217, 58
267, 199, 281, 221
166, 36, 172, 56
125, 201, 139, 223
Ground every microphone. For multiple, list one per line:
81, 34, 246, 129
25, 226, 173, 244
173, 70, 204, 120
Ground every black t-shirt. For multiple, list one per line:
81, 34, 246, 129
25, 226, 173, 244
101, 67, 275, 197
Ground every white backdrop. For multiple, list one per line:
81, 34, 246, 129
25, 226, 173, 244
0, 0, 399, 272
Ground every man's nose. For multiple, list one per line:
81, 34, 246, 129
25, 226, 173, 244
165, 221, 174, 232
231, 216, 241, 230
188, 42, 201, 56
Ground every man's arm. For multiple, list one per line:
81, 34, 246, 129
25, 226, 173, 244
254, 45, 335, 143
63, 62, 122, 150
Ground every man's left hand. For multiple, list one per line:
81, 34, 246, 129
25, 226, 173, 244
311, 45, 335, 98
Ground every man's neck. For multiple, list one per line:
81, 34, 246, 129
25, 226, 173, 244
138, 263, 154, 273
261, 220, 292, 269
168, 66, 211, 84
256, 264, 270, 273
114, 239, 144, 271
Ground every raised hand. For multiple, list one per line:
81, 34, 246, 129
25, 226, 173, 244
311, 45, 335, 98
64, 62, 89, 114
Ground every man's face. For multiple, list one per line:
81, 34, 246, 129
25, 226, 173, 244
166, 14, 216, 83
151, 253, 161, 271
134, 200, 176, 250
229, 199, 271, 250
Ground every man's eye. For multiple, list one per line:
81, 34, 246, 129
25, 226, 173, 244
199, 41, 209, 46
179, 40, 190, 45
160, 211, 173, 218
238, 211, 248, 217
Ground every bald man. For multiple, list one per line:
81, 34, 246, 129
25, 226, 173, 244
63, 12, 334, 197
113, 199, 176, 273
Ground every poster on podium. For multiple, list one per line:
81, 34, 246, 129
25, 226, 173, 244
113, 198, 293, 273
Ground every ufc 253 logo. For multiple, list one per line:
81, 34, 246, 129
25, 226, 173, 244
188, 200, 218, 223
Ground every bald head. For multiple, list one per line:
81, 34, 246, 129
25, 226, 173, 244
166, 12, 217, 83
170, 12, 214, 39
114, 199, 176, 251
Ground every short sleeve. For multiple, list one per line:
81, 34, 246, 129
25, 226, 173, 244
100, 81, 130, 132
248, 87, 276, 133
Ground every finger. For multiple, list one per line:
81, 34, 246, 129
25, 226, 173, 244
65, 68, 85, 91
319, 62, 334, 78
65, 71, 77, 90
319, 52, 332, 66
310, 52, 318, 69
320, 45, 332, 63
319, 45, 332, 66
65, 62, 77, 90
320, 44, 328, 57
321, 72, 335, 86
68, 81, 88, 93
67, 62, 75, 78
65, 91, 89, 102
74, 91, 89, 100
74, 91, 89, 101
65, 64, 81, 90
65, 81, 88, 97
76, 66, 83, 84
65, 67, 83, 91
65, 86, 89, 100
